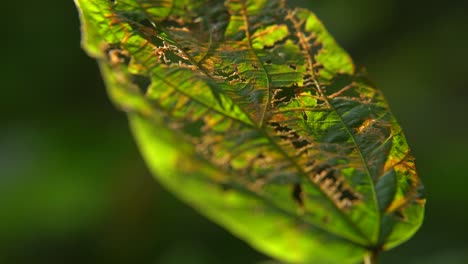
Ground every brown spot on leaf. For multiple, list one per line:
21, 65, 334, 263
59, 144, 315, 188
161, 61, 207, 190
103, 45, 130, 66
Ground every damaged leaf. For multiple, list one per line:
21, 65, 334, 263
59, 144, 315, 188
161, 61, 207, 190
75, 0, 425, 263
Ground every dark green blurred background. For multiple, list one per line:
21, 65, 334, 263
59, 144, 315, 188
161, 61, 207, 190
1, 0, 467, 263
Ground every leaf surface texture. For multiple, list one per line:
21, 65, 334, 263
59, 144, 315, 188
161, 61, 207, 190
75, 0, 425, 262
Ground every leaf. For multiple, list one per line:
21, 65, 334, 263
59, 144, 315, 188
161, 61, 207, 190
75, 0, 425, 263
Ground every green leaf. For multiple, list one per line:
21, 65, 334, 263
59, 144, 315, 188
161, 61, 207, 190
75, 0, 425, 263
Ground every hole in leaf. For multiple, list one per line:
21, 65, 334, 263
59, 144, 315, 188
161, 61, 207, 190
272, 86, 297, 106
104, 46, 131, 66
292, 183, 304, 207
182, 119, 205, 138
311, 166, 360, 209
394, 210, 407, 221
292, 139, 308, 149
219, 182, 232, 192
339, 189, 359, 202
131, 74, 151, 95
139, 18, 157, 30
269, 122, 310, 151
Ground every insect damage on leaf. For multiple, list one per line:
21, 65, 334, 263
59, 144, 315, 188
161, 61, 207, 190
76, 0, 425, 263
309, 165, 361, 210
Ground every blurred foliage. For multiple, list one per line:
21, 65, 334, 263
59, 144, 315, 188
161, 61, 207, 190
1, 0, 467, 263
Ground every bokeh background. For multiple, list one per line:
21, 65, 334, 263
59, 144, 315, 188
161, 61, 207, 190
1, 0, 467, 263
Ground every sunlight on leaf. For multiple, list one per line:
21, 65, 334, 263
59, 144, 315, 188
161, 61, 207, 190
75, 0, 425, 263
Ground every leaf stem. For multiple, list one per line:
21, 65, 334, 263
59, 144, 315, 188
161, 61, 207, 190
364, 251, 379, 264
